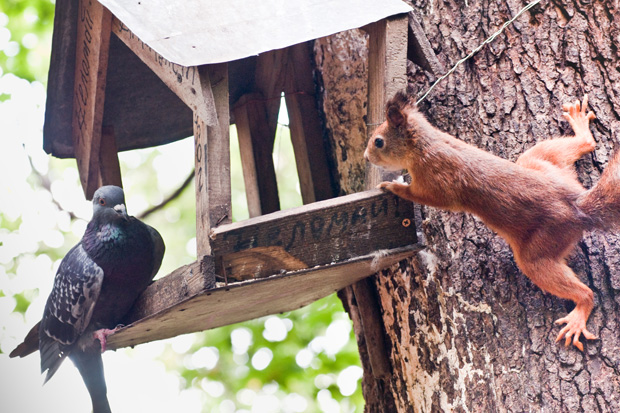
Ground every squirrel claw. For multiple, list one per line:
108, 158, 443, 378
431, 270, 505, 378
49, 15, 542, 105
561, 95, 595, 140
554, 309, 597, 352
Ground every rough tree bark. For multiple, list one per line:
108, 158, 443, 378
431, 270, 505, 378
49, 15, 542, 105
314, 0, 620, 411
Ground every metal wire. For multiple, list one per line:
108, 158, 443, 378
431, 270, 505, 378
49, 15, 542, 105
416, 0, 543, 105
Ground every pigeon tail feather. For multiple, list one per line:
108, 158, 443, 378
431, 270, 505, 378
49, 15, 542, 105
9, 322, 40, 358
39, 337, 68, 383
70, 349, 112, 413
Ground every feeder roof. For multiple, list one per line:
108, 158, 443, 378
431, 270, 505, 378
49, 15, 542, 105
100, 0, 412, 66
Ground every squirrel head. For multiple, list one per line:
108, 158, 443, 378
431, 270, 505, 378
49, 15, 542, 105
364, 91, 417, 171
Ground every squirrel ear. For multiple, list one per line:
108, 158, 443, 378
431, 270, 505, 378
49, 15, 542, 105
385, 91, 411, 128
386, 104, 405, 128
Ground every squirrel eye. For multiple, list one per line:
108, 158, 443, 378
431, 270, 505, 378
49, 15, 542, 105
98, 198, 106, 206
374, 137, 384, 149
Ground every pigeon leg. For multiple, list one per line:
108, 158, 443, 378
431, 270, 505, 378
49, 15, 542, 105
93, 327, 120, 352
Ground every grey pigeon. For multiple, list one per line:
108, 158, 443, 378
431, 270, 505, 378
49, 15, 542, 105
10, 186, 165, 413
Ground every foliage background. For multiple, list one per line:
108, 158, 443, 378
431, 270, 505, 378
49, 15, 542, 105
0, 1, 364, 411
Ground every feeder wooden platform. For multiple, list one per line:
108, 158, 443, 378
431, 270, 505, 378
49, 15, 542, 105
107, 190, 422, 350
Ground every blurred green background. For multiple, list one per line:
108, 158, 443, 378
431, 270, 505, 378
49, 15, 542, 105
0, 0, 363, 411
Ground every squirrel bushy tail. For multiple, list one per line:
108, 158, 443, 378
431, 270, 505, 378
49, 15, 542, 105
579, 151, 620, 231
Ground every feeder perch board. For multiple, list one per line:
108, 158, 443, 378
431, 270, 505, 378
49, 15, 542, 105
211, 189, 418, 281
106, 190, 421, 350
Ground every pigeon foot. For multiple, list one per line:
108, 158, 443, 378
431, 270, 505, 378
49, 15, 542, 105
93, 327, 121, 352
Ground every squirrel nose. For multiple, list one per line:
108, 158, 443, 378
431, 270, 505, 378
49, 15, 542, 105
363, 148, 369, 161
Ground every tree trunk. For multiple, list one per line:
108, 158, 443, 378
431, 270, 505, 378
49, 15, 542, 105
314, 0, 620, 411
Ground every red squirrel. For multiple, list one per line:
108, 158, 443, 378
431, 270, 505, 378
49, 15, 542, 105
364, 92, 620, 351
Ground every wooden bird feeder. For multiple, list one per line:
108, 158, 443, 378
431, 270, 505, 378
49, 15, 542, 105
42, 0, 440, 350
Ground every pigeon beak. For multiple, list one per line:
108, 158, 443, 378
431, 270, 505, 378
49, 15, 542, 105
113, 204, 129, 221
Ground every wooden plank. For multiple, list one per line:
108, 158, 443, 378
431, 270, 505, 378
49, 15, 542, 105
97, 126, 122, 188
72, 0, 112, 199
366, 16, 409, 187
255, 49, 288, 141
251, 50, 288, 214
111, 17, 217, 126
122, 257, 215, 323
407, 11, 444, 76
285, 42, 334, 204
232, 93, 280, 217
359, 15, 409, 380
106, 245, 421, 351
43, 0, 79, 158
194, 63, 231, 258
210, 189, 417, 280
233, 97, 262, 218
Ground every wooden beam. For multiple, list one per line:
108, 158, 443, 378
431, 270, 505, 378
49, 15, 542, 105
210, 189, 417, 281
106, 245, 421, 351
111, 17, 217, 127
72, 0, 112, 199
97, 126, 122, 188
366, 16, 409, 186
233, 96, 262, 218
232, 93, 280, 217
359, 15, 409, 380
194, 63, 231, 258
285, 42, 334, 204
122, 257, 215, 323
254, 49, 288, 139
407, 11, 445, 76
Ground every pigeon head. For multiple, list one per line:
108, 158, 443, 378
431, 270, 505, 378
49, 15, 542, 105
92, 186, 129, 222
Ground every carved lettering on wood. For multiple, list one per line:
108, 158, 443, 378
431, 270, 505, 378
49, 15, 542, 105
72, 0, 112, 199
211, 190, 417, 280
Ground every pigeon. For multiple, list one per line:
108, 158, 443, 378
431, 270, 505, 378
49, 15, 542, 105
10, 185, 165, 413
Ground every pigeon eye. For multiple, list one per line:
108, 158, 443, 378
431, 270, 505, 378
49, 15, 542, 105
98, 198, 106, 206
374, 137, 384, 149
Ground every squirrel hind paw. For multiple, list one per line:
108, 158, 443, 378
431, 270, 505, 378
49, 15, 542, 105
554, 310, 597, 351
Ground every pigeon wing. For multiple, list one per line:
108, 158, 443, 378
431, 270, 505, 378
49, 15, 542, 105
39, 243, 104, 381
145, 223, 165, 279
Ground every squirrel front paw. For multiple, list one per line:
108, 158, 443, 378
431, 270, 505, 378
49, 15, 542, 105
377, 181, 401, 191
377, 180, 409, 193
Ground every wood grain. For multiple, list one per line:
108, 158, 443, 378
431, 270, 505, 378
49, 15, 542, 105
121, 258, 215, 323
111, 17, 217, 127
194, 63, 231, 258
407, 11, 444, 75
285, 42, 335, 204
210, 189, 417, 280
97, 126, 122, 188
106, 245, 421, 351
366, 16, 408, 187
232, 93, 280, 217
72, 0, 112, 199
355, 14, 409, 380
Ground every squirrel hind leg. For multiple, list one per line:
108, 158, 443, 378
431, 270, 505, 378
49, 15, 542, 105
515, 256, 596, 351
